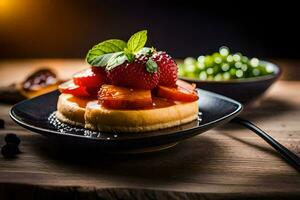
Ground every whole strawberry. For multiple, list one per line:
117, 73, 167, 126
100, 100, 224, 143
152, 51, 178, 87
91, 67, 110, 84
107, 55, 159, 90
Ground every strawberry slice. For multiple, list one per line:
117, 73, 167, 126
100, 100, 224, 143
157, 80, 198, 102
176, 79, 196, 91
73, 68, 107, 89
58, 80, 90, 97
98, 85, 153, 109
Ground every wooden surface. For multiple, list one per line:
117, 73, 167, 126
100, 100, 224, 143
0, 59, 300, 199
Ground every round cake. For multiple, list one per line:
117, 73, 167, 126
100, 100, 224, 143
56, 94, 198, 132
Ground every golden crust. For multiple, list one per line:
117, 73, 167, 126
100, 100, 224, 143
56, 94, 86, 126
56, 94, 198, 132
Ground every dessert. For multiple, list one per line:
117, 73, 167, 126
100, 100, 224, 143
56, 30, 199, 132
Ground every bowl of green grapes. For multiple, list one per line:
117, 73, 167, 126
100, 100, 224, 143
178, 47, 281, 104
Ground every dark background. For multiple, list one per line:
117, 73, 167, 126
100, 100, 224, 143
0, 0, 299, 59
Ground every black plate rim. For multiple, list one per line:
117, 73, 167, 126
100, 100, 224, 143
10, 89, 243, 141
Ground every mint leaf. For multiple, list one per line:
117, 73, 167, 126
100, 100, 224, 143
123, 48, 135, 62
136, 47, 155, 57
106, 52, 128, 70
146, 58, 157, 73
90, 53, 115, 67
86, 39, 127, 65
127, 30, 147, 53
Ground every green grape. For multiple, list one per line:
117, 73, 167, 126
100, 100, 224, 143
252, 68, 260, 76
214, 56, 222, 64
236, 69, 244, 78
226, 55, 234, 63
197, 55, 205, 63
204, 56, 214, 67
221, 63, 230, 71
234, 62, 242, 68
241, 64, 248, 71
212, 52, 222, 64
241, 56, 249, 63
196, 62, 205, 70
184, 64, 196, 73
206, 68, 214, 75
213, 65, 220, 74
223, 72, 231, 80
233, 53, 241, 62
214, 73, 223, 81
230, 68, 237, 77
250, 58, 259, 67
219, 46, 230, 57
257, 66, 268, 76
184, 57, 196, 65
199, 71, 207, 80
266, 63, 275, 73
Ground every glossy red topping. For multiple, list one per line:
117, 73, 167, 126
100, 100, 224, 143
58, 80, 90, 97
176, 79, 196, 91
98, 84, 153, 109
156, 80, 198, 102
73, 68, 108, 89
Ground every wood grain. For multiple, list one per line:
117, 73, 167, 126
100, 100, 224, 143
0, 59, 300, 199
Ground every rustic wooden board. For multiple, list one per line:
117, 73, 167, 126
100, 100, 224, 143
0, 60, 300, 199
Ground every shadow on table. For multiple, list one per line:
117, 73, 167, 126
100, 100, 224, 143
242, 97, 294, 119
219, 97, 294, 131
216, 97, 294, 161
223, 133, 280, 158
30, 135, 219, 183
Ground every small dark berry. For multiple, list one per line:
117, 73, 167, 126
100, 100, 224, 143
1, 143, 19, 158
0, 119, 4, 129
5, 133, 21, 146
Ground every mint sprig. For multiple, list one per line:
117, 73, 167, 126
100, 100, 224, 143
106, 52, 128, 71
124, 30, 148, 62
86, 39, 127, 66
86, 30, 157, 73
136, 47, 155, 57
90, 53, 115, 66
126, 30, 147, 53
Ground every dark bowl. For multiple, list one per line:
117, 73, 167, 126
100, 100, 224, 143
180, 61, 281, 104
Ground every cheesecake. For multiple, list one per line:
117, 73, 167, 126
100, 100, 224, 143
56, 30, 199, 132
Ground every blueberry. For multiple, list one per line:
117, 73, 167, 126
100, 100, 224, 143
4, 133, 21, 146
1, 143, 19, 158
0, 119, 4, 129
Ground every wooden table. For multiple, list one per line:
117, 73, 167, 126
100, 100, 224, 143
0, 59, 300, 199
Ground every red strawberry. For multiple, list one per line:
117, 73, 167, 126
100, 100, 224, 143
107, 55, 159, 90
152, 51, 178, 87
73, 68, 107, 88
72, 67, 110, 97
91, 67, 108, 77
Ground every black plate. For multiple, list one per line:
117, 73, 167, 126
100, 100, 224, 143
10, 89, 242, 152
